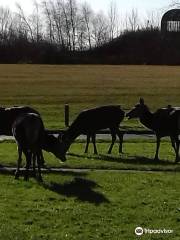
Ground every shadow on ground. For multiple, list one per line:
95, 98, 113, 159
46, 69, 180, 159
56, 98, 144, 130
68, 152, 178, 166
43, 177, 109, 205
0, 165, 89, 177
100, 155, 177, 166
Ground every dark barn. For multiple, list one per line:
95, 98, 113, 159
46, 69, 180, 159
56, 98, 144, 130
161, 9, 180, 34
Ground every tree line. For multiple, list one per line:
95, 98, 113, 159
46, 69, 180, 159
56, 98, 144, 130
0, 1, 161, 48
0, 0, 180, 64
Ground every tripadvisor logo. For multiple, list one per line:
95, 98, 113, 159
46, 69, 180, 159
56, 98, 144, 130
135, 227, 174, 236
135, 227, 144, 236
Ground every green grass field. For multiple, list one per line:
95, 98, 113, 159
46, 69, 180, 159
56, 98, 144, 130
0, 64, 180, 128
1, 139, 180, 172
0, 65, 180, 239
0, 172, 180, 240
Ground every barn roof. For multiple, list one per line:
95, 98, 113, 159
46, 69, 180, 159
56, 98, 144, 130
162, 9, 180, 22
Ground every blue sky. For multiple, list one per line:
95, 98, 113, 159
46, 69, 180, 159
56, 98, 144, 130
0, 0, 174, 15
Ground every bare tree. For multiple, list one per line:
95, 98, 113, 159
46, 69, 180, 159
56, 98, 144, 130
144, 10, 161, 29
76, 13, 86, 50
108, 0, 119, 40
50, 0, 65, 48
0, 7, 12, 42
60, 0, 72, 50
42, 0, 54, 43
126, 8, 140, 31
92, 12, 109, 47
67, 0, 78, 50
81, 2, 93, 49
16, 3, 34, 41
30, 0, 43, 42
169, 0, 180, 7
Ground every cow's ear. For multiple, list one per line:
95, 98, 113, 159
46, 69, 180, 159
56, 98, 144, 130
139, 98, 144, 105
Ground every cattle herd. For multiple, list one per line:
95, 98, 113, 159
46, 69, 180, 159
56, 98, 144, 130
0, 98, 180, 181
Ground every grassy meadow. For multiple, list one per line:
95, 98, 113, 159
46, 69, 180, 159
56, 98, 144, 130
0, 65, 180, 239
1, 139, 180, 172
0, 64, 180, 128
0, 172, 180, 240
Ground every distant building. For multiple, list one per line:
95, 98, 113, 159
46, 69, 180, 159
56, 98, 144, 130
161, 9, 180, 34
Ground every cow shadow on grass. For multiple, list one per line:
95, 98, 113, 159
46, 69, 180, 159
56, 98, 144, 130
68, 152, 177, 166
43, 177, 109, 205
100, 154, 178, 165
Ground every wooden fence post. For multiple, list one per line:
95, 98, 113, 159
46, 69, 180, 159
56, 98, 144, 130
64, 104, 69, 127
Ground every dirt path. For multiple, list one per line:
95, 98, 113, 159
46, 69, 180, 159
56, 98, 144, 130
0, 166, 178, 175
0, 133, 155, 142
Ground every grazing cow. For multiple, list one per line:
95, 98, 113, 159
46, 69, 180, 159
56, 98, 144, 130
61, 105, 125, 155
0, 106, 44, 166
12, 113, 45, 181
13, 113, 66, 181
0, 106, 66, 165
126, 98, 180, 162
0, 106, 39, 135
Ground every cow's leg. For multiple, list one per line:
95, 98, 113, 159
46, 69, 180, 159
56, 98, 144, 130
85, 134, 91, 153
108, 128, 116, 154
24, 151, 31, 181
92, 134, 98, 154
37, 152, 43, 182
32, 153, 36, 177
116, 128, 124, 154
154, 136, 161, 161
175, 136, 180, 163
39, 150, 46, 167
15, 145, 23, 179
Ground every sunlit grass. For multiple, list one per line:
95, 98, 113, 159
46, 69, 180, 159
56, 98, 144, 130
0, 65, 180, 239
0, 172, 179, 240
1, 139, 180, 172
